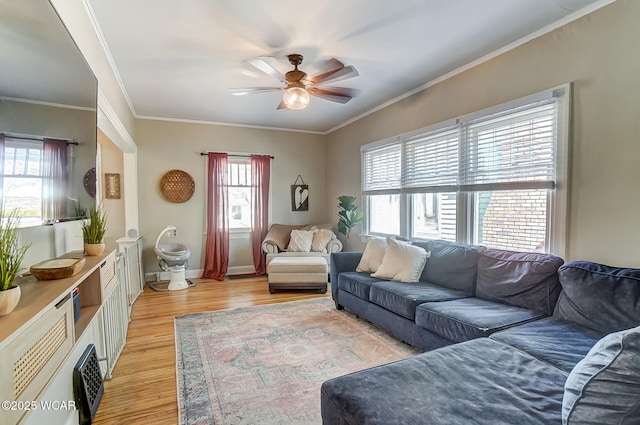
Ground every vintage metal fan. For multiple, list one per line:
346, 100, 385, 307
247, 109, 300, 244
232, 54, 359, 110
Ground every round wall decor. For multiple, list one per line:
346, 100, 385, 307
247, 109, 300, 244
160, 169, 195, 203
83, 168, 96, 198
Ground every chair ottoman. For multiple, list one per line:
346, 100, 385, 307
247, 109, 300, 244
267, 257, 328, 293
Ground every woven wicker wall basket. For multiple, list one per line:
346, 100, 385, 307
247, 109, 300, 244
160, 169, 195, 203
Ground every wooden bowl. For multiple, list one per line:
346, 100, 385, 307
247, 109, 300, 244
30, 257, 86, 281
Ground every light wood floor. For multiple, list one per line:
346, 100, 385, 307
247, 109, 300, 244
93, 277, 329, 424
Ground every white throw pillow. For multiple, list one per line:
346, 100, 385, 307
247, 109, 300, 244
287, 230, 314, 252
356, 237, 388, 273
371, 238, 430, 282
311, 229, 334, 253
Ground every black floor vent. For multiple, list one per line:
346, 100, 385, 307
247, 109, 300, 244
73, 344, 104, 424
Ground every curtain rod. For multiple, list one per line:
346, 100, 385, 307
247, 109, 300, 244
1, 134, 78, 145
200, 152, 274, 159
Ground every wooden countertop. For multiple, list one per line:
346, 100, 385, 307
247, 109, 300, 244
0, 246, 116, 349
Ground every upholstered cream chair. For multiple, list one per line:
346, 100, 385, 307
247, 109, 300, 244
261, 223, 343, 267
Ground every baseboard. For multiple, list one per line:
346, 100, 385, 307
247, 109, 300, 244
145, 266, 256, 282
227, 265, 257, 275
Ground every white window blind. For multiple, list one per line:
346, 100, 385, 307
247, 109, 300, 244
362, 143, 401, 193
460, 102, 556, 191
360, 85, 568, 254
402, 129, 459, 192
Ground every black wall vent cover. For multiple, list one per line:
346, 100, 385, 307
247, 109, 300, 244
73, 344, 104, 424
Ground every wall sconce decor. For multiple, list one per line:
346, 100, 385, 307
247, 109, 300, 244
105, 173, 121, 199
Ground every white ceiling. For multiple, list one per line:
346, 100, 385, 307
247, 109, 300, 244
86, 0, 606, 133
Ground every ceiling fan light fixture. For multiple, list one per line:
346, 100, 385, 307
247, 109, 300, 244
283, 86, 310, 110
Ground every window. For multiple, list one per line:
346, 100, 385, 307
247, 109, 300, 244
2, 138, 44, 225
361, 85, 569, 255
411, 192, 456, 241
473, 189, 548, 252
368, 194, 401, 235
227, 159, 252, 229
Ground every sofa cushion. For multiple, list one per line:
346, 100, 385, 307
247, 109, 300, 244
321, 338, 568, 425
475, 249, 563, 314
356, 237, 387, 273
369, 281, 469, 320
416, 297, 545, 342
490, 317, 604, 373
563, 326, 640, 424
555, 261, 640, 334
371, 238, 430, 282
287, 229, 314, 252
311, 228, 334, 253
337, 272, 381, 301
411, 239, 483, 294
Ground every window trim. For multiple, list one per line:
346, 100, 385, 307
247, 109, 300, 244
361, 84, 571, 257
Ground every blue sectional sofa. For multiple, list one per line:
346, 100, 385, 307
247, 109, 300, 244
330, 240, 563, 350
322, 241, 640, 424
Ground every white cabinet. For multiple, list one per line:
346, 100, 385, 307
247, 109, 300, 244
0, 249, 119, 425
116, 236, 144, 315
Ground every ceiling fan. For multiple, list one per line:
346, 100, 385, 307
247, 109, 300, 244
232, 54, 359, 110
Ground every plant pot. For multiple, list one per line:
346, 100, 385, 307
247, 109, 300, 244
85, 242, 105, 256
0, 285, 21, 316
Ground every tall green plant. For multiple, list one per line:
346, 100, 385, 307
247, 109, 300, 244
82, 204, 107, 244
0, 210, 31, 291
337, 195, 364, 249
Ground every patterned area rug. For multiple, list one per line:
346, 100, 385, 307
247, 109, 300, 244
175, 297, 419, 425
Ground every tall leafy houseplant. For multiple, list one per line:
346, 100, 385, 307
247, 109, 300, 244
337, 195, 364, 251
82, 205, 107, 256
0, 210, 31, 315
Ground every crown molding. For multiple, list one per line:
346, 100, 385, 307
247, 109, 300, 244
97, 89, 136, 153
136, 114, 325, 135
82, 0, 137, 117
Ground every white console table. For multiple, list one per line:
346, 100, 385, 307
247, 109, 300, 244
0, 245, 128, 425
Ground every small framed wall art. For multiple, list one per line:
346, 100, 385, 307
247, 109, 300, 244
291, 174, 309, 211
105, 173, 121, 199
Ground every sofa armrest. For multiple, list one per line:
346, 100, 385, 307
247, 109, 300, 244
330, 252, 363, 308
262, 239, 280, 254
327, 238, 343, 253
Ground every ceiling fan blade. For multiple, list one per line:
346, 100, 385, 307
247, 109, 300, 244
231, 87, 282, 96
247, 56, 285, 81
309, 58, 344, 78
307, 65, 359, 86
307, 87, 358, 104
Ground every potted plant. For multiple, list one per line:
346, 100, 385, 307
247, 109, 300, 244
0, 210, 31, 316
82, 204, 107, 256
337, 195, 364, 251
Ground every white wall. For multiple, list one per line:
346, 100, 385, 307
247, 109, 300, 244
135, 119, 326, 275
325, 0, 640, 267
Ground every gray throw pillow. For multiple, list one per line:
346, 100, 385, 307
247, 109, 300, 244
563, 326, 640, 424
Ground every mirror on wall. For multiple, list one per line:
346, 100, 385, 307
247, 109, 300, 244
0, 0, 98, 226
